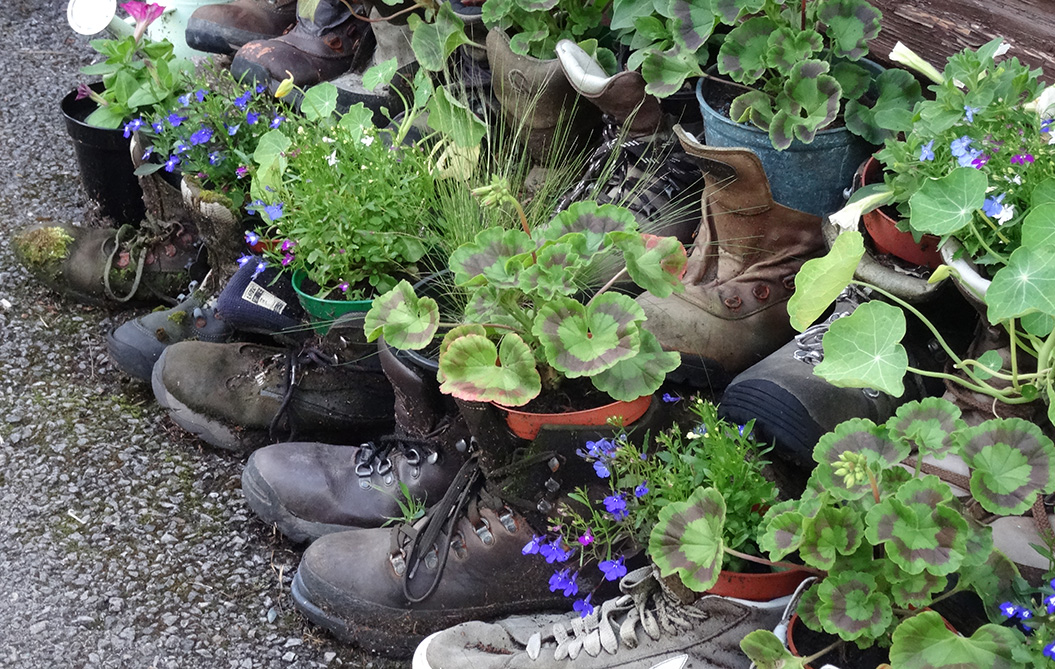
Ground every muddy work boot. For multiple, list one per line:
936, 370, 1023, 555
152, 312, 394, 452
231, 0, 374, 91
241, 343, 470, 543
13, 220, 207, 308
636, 126, 826, 392
186, 0, 298, 55
413, 565, 790, 668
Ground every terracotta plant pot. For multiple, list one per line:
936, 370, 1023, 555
859, 157, 943, 269
500, 393, 654, 441
706, 567, 814, 602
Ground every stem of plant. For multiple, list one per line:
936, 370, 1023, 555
905, 365, 1037, 402
867, 468, 881, 504
972, 211, 1011, 248
804, 640, 844, 665
338, 0, 426, 23
723, 547, 826, 576
588, 267, 629, 306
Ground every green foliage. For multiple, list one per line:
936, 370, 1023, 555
481, 0, 611, 60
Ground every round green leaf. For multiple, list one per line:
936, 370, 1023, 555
648, 487, 727, 592
959, 417, 1055, 515
814, 300, 909, 397
788, 231, 864, 332
438, 332, 541, 406
908, 167, 987, 236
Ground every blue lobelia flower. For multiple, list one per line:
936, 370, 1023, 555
233, 90, 252, 109
245, 230, 261, 246
539, 538, 574, 564
573, 594, 594, 618
1045, 642, 1055, 661
122, 117, 144, 138
172, 141, 190, 155
982, 193, 1005, 218
151, 120, 164, 133
236, 254, 253, 267
225, 123, 240, 136
593, 460, 610, 479
604, 494, 628, 520
189, 126, 214, 145
919, 139, 935, 162
964, 105, 981, 123
522, 535, 543, 555
163, 155, 180, 172
177, 93, 191, 106
263, 202, 284, 221
598, 556, 627, 581
246, 111, 260, 125
195, 89, 207, 102
548, 569, 579, 597
208, 151, 224, 165
950, 136, 973, 158
167, 112, 188, 127
253, 260, 267, 276
141, 146, 154, 161
634, 482, 649, 498
999, 601, 1018, 618
244, 199, 265, 216
270, 115, 285, 129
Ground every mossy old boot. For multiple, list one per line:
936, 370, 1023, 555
636, 125, 826, 392
240, 341, 471, 543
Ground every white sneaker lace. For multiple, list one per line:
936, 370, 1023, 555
526, 566, 709, 661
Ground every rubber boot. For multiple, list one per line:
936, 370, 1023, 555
231, 0, 375, 91
486, 29, 600, 163
240, 342, 471, 543
186, 0, 298, 55
635, 125, 827, 392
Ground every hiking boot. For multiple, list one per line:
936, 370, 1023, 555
107, 284, 232, 382
13, 220, 207, 308
241, 342, 470, 543
413, 565, 790, 668
231, 0, 375, 91
290, 456, 581, 658
151, 312, 393, 452
635, 126, 826, 393
185, 0, 298, 55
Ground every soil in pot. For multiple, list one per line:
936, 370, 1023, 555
788, 614, 890, 669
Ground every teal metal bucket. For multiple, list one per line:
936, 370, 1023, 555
696, 73, 879, 218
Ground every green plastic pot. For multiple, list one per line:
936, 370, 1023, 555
291, 270, 372, 334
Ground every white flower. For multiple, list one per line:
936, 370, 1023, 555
326, 150, 337, 166
360, 135, 374, 146
322, 136, 335, 144
996, 203, 1015, 225
1026, 87, 1055, 119
994, 42, 1011, 57
889, 41, 944, 84
828, 186, 895, 232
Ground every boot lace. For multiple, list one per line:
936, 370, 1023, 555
526, 566, 709, 662
351, 419, 457, 489
102, 218, 202, 304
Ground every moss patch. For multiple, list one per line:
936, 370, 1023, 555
14, 226, 73, 268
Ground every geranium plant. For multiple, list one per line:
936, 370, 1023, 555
521, 397, 783, 614
740, 396, 1055, 668
363, 179, 687, 407
77, 1, 192, 129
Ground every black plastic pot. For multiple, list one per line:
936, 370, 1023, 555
61, 82, 145, 225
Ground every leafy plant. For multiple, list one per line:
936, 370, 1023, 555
739, 396, 1055, 666
364, 177, 687, 407
521, 397, 782, 615
77, 1, 192, 129
480, 0, 612, 61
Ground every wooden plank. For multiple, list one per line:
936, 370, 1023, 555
869, 0, 1055, 81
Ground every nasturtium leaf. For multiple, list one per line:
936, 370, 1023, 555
889, 613, 1021, 669
300, 82, 338, 121
865, 477, 968, 575
407, 5, 472, 72
537, 201, 638, 253
336, 103, 373, 141
533, 293, 643, 377
972, 349, 1004, 381
812, 418, 909, 500
740, 630, 809, 669
787, 230, 864, 331
617, 232, 687, 298
590, 328, 680, 402
985, 246, 1055, 324
815, 571, 893, 644
438, 332, 541, 406
886, 397, 965, 457
1021, 311, 1054, 337
363, 279, 439, 349
449, 227, 534, 288
428, 85, 487, 149
815, 300, 909, 397
959, 417, 1055, 515
1032, 178, 1055, 208
648, 487, 727, 592
799, 505, 863, 570
1022, 194, 1055, 249
362, 57, 398, 91
908, 167, 987, 237
717, 17, 776, 85
253, 129, 292, 169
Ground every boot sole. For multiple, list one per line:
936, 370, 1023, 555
240, 461, 355, 544
290, 568, 567, 660
185, 18, 281, 55
151, 348, 264, 452
717, 379, 821, 470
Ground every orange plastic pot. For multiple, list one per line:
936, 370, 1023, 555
500, 393, 653, 441
706, 567, 813, 602
859, 157, 943, 270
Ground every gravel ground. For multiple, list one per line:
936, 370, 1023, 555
0, 4, 401, 667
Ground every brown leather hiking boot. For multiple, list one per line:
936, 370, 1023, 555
186, 0, 298, 55
230, 0, 375, 91
240, 342, 471, 543
636, 125, 826, 392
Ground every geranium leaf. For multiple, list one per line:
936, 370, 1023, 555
814, 300, 909, 397
670, 0, 716, 52
885, 561, 944, 608
770, 60, 841, 147
533, 293, 643, 378
449, 227, 534, 288
516, 238, 587, 300
799, 505, 863, 570
536, 201, 638, 253
908, 167, 988, 236
844, 68, 923, 143
985, 246, 1055, 324
647, 487, 726, 592
438, 332, 541, 406
788, 230, 863, 331
759, 509, 805, 561
436, 324, 485, 384
590, 328, 680, 401
818, 0, 882, 60
363, 279, 439, 349
717, 17, 776, 85
728, 90, 775, 128
890, 613, 1022, 669
886, 397, 965, 457
766, 27, 822, 76
815, 571, 893, 644
740, 630, 809, 669
641, 46, 705, 98
865, 476, 968, 575
959, 417, 1055, 515
463, 286, 521, 330
812, 418, 909, 500
616, 232, 687, 298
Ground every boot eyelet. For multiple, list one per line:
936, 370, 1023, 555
358, 479, 371, 490
410, 466, 421, 481
377, 458, 393, 476
426, 451, 439, 464
723, 295, 742, 310
752, 284, 770, 301
498, 508, 518, 534
450, 532, 468, 559
383, 473, 395, 486
537, 499, 553, 514
390, 551, 406, 576
355, 462, 373, 477
473, 519, 494, 546
544, 477, 560, 493
404, 448, 421, 466
423, 546, 439, 570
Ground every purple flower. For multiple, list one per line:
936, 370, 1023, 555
578, 438, 617, 460
548, 569, 579, 597
121, 2, 164, 28
270, 115, 285, 129
256, 83, 267, 94
236, 254, 253, 267
281, 239, 296, 252
593, 460, 610, 479
539, 538, 573, 564
338, 281, 350, 293
1011, 153, 1035, 165
244, 230, 261, 246
598, 556, 627, 582
661, 393, 681, 403
971, 153, 990, 168
919, 139, 935, 162
233, 90, 252, 109
208, 151, 224, 165
522, 535, 543, 555
172, 141, 190, 155
964, 105, 981, 123
167, 112, 188, 127
263, 202, 284, 221
281, 252, 294, 266
177, 93, 191, 106
246, 111, 260, 125
1043, 119, 1054, 134
253, 260, 267, 276
245, 199, 264, 216
122, 117, 144, 138
235, 166, 249, 179
141, 146, 154, 161
578, 530, 594, 546
1045, 642, 1055, 661
573, 594, 594, 618
151, 120, 164, 133
603, 494, 628, 521
1017, 608, 1034, 621
189, 126, 214, 145
982, 193, 1006, 218
163, 155, 180, 172
634, 482, 649, 498
75, 83, 93, 101
195, 89, 207, 102
999, 601, 1018, 618
226, 123, 240, 136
